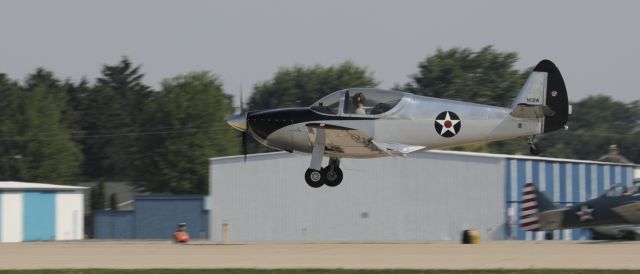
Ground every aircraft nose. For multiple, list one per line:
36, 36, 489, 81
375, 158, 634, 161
225, 113, 247, 132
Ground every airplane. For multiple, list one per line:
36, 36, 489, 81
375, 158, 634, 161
521, 182, 640, 240
226, 60, 569, 188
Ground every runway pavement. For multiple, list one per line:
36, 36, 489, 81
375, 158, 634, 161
1, 240, 639, 270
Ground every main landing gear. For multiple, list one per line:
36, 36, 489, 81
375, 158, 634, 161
304, 128, 344, 188
528, 135, 542, 155
305, 157, 343, 188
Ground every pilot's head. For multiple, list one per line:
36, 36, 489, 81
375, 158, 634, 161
354, 92, 365, 105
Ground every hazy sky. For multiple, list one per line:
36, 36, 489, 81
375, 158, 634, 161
1, 0, 638, 104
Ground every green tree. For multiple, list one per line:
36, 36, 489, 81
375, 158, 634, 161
90, 181, 106, 211
62, 78, 91, 133
539, 95, 640, 162
109, 192, 118, 210
133, 72, 238, 194
0, 73, 23, 179
248, 61, 378, 110
81, 57, 152, 180
401, 46, 529, 107
3, 69, 83, 183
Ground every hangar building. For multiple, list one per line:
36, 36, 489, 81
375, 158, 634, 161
0, 181, 86, 242
209, 151, 637, 242
94, 195, 208, 239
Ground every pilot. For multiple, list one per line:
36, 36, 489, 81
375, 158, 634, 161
353, 93, 366, 115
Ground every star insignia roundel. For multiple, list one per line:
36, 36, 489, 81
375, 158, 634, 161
576, 205, 594, 222
434, 111, 461, 138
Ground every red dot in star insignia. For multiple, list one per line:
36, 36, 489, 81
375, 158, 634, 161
444, 120, 452, 128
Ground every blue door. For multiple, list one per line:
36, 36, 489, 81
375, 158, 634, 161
23, 192, 55, 241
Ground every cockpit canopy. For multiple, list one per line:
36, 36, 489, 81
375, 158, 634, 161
310, 88, 405, 116
603, 183, 638, 197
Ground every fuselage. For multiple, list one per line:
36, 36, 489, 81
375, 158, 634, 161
561, 194, 640, 228
246, 91, 543, 158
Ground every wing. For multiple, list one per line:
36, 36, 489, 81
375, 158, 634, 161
306, 123, 424, 157
371, 141, 425, 156
611, 202, 640, 223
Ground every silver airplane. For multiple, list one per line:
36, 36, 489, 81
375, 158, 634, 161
226, 60, 569, 188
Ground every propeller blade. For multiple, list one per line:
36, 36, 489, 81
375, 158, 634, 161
240, 87, 245, 114
242, 131, 248, 163
240, 86, 247, 162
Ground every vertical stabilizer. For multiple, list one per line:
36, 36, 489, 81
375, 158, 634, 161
510, 60, 569, 133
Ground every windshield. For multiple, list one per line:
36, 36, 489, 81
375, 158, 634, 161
310, 90, 342, 115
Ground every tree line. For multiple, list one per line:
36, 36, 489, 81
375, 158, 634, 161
0, 58, 238, 193
0, 46, 637, 194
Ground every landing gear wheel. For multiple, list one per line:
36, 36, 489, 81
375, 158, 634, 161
305, 168, 324, 188
323, 166, 343, 187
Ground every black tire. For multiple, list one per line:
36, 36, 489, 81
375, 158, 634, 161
324, 166, 343, 187
305, 168, 324, 188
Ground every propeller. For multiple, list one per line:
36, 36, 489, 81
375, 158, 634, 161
224, 87, 249, 162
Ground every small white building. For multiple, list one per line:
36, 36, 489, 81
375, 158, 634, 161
0, 181, 86, 242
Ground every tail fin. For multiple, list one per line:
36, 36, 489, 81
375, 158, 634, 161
520, 182, 558, 231
510, 60, 569, 133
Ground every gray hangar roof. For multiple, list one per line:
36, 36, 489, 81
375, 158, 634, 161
0, 181, 87, 192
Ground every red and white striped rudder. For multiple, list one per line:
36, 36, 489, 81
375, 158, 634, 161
520, 182, 541, 231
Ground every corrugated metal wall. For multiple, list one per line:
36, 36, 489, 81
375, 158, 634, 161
1, 193, 23, 242
94, 211, 135, 239
210, 151, 638, 242
134, 196, 208, 239
93, 196, 209, 239
23, 192, 56, 241
210, 152, 506, 242
506, 158, 636, 240
55, 193, 83, 240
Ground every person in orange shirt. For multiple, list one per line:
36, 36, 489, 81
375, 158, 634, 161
173, 223, 190, 243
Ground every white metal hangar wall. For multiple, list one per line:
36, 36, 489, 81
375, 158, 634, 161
209, 151, 506, 242
0, 182, 86, 242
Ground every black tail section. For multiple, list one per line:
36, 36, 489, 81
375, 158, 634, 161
533, 60, 569, 133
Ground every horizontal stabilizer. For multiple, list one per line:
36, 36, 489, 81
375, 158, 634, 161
371, 140, 425, 156
535, 208, 567, 231
510, 103, 556, 119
